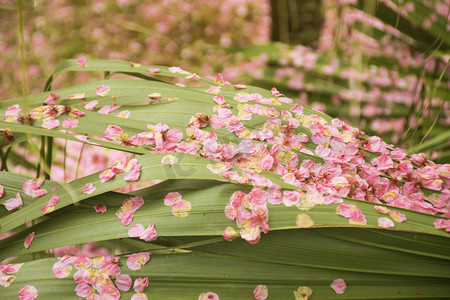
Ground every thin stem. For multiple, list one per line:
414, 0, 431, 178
75, 143, 86, 179
63, 135, 67, 182
36, 136, 46, 177
0, 147, 11, 171
45, 136, 53, 180
17, 0, 28, 102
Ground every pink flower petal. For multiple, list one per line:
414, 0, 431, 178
44, 93, 59, 105
5, 192, 23, 211
115, 274, 132, 291
84, 100, 98, 110
140, 223, 158, 242
124, 164, 141, 181
41, 194, 60, 214
100, 169, 116, 183
42, 116, 60, 129
24, 232, 35, 249
81, 183, 96, 194
222, 226, 238, 241
296, 213, 314, 228
96, 85, 111, 97
131, 293, 148, 300
128, 224, 145, 238
67, 93, 86, 100
77, 58, 86, 67
164, 192, 182, 206
0, 184, 4, 198
117, 211, 134, 226
75, 283, 92, 298
199, 292, 220, 300
23, 178, 44, 196
32, 189, 47, 198
126, 252, 150, 271
147, 68, 160, 73
172, 200, 192, 218
0, 275, 16, 287
18, 285, 38, 300
1, 263, 24, 274
133, 277, 149, 293
253, 285, 268, 300
330, 278, 347, 294
378, 217, 395, 228
94, 205, 107, 213
62, 118, 78, 129
52, 260, 73, 278
74, 135, 89, 142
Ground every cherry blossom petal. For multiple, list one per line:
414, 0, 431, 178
186, 73, 200, 80
0, 185, 4, 198
378, 217, 395, 228
68, 93, 86, 100
164, 192, 183, 206
81, 182, 96, 194
133, 277, 149, 293
131, 293, 149, 300
0, 275, 16, 287
24, 232, 35, 249
115, 274, 132, 291
52, 260, 73, 278
100, 169, 116, 183
140, 223, 158, 242
96, 85, 111, 97
271, 87, 284, 97
94, 205, 107, 213
290, 104, 304, 115
115, 110, 130, 118
130, 61, 141, 67
199, 292, 220, 300
75, 135, 89, 142
126, 252, 150, 271
75, 283, 92, 298
77, 58, 86, 67
84, 100, 98, 110
296, 213, 314, 228
32, 189, 47, 198
434, 219, 450, 232
42, 116, 60, 129
124, 164, 141, 181
172, 200, 192, 217
5, 192, 23, 211
1, 263, 24, 274
147, 68, 160, 73
121, 196, 145, 212
253, 285, 268, 300
373, 205, 390, 214
294, 286, 313, 300
23, 178, 44, 195
62, 118, 78, 129
18, 285, 38, 300
330, 278, 347, 294
222, 226, 238, 241
41, 194, 60, 214
98, 104, 121, 115
240, 225, 261, 244
117, 211, 134, 226
336, 203, 367, 225
389, 211, 406, 222
128, 224, 145, 238
70, 109, 85, 116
